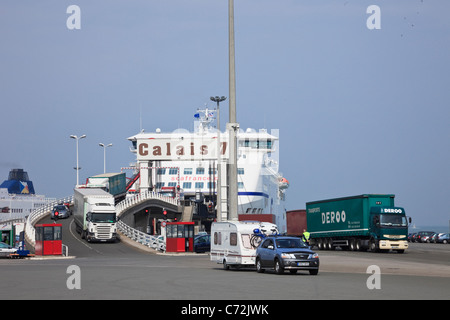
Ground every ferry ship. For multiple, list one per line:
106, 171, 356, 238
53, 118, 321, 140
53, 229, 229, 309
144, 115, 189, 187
0, 169, 55, 221
126, 108, 289, 233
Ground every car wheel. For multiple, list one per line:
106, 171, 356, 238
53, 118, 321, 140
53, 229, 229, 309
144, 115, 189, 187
256, 258, 265, 273
274, 259, 284, 275
309, 269, 319, 275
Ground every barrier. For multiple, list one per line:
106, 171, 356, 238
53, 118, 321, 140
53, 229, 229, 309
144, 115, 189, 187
118, 220, 165, 251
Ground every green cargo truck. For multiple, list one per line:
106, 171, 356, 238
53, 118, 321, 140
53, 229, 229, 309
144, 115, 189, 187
306, 194, 411, 253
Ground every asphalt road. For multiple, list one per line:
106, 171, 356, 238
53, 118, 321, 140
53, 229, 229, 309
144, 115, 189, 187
1, 216, 449, 302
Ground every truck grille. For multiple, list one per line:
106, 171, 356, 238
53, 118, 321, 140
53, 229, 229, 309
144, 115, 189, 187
97, 225, 112, 239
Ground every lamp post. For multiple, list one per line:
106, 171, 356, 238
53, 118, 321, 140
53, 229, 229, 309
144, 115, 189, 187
227, 0, 239, 221
210, 96, 227, 222
70, 134, 86, 186
99, 143, 113, 173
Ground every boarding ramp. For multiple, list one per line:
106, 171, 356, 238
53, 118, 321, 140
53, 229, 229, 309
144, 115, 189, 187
115, 190, 183, 251
24, 195, 73, 248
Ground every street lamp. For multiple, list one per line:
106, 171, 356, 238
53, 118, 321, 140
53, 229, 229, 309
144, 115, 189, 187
210, 96, 227, 222
70, 134, 86, 186
99, 143, 113, 173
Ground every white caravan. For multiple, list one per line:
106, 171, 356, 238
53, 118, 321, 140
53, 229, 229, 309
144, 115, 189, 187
210, 221, 278, 269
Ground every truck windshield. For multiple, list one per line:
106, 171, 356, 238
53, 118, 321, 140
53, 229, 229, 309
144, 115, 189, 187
90, 213, 116, 223
380, 214, 407, 227
276, 238, 308, 249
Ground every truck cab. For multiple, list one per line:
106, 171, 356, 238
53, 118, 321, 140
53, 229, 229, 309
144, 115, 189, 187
369, 207, 410, 252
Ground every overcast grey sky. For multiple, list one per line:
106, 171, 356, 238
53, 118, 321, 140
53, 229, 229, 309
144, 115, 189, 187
1, 0, 449, 227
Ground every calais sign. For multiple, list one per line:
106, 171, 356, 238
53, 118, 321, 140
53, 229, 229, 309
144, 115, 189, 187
137, 137, 228, 161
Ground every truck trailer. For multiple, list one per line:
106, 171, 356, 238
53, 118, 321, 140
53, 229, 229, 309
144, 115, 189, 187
73, 188, 118, 242
306, 194, 410, 253
86, 172, 126, 204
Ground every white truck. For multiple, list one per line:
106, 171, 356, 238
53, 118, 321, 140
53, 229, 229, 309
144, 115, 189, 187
210, 221, 278, 270
73, 188, 118, 242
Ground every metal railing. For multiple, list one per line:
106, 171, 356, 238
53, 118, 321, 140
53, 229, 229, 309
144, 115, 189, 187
118, 220, 165, 251
116, 190, 179, 217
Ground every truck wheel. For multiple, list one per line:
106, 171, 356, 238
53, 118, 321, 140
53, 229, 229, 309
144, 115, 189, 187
370, 239, 379, 252
274, 259, 284, 275
223, 259, 230, 270
349, 239, 356, 251
317, 239, 323, 250
326, 238, 333, 250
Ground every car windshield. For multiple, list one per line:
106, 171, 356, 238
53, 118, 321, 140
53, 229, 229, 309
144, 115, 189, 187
0, 242, 11, 249
276, 238, 308, 249
54, 205, 66, 211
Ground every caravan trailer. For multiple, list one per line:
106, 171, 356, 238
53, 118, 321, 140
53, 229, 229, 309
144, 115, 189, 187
210, 221, 278, 269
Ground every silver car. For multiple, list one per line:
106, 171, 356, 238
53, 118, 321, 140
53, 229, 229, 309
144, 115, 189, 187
51, 204, 71, 219
0, 242, 17, 257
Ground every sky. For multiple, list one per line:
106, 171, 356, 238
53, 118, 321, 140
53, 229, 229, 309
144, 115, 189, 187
1, 0, 449, 228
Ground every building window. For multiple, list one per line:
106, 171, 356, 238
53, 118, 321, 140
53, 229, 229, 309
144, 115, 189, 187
156, 182, 165, 188
169, 168, 178, 175
238, 168, 244, 175
196, 167, 205, 175
183, 182, 192, 189
168, 182, 177, 187
157, 168, 166, 175
238, 182, 244, 189
184, 168, 193, 175
195, 182, 204, 189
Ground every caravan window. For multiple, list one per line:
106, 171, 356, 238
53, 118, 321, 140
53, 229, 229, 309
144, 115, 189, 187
230, 233, 237, 246
241, 234, 252, 249
214, 232, 222, 245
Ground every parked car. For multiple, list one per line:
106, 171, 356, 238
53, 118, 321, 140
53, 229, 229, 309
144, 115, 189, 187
408, 233, 416, 242
194, 234, 210, 253
430, 233, 444, 243
255, 236, 319, 275
416, 231, 435, 243
51, 204, 71, 220
435, 233, 450, 244
0, 242, 17, 257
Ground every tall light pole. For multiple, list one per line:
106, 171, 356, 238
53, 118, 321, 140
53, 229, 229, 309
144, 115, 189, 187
70, 134, 86, 186
99, 143, 113, 173
227, 0, 239, 221
210, 96, 226, 222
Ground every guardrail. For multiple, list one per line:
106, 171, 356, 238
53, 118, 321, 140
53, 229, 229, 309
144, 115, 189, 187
118, 220, 165, 251
24, 196, 73, 247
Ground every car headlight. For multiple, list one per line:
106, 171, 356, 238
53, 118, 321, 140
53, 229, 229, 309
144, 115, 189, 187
309, 253, 319, 259
281, 253, 296, 259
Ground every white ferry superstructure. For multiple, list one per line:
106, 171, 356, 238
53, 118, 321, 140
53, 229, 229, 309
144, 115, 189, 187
0, 169, 56, 221
127, 108, 289, 233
